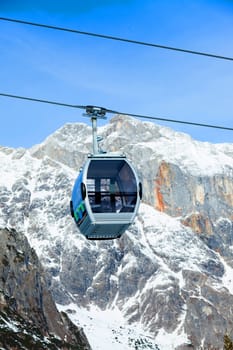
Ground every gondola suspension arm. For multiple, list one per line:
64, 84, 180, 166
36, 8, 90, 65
84, 106, 107, 155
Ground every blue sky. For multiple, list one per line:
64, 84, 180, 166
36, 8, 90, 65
1, 0, 233, 148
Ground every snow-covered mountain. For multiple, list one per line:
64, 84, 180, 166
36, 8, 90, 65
1, 115, 233, 349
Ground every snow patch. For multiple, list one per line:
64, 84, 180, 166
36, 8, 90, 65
57, 303, 159, 350
220, 255, 233, 294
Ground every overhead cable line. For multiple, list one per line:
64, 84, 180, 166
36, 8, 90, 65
0, 93, 85, 109
1, 17, 233, 62
1, 92, 233, 132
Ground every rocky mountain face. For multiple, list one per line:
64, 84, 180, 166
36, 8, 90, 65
0, 227, 91, 349
1, 115, 233, 349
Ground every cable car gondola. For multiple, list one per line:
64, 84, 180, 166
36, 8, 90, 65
70, 106, 142, 240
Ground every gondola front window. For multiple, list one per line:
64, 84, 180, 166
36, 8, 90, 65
87, 160, 137, 214
87, 177, 122, 213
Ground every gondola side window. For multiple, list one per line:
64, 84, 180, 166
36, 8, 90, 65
118, 163, 137, 212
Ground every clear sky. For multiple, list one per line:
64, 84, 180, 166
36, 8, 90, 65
1, 0, 233, 148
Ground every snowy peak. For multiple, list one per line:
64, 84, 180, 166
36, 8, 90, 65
104, 115, 233, 176
28, 115, 233, 176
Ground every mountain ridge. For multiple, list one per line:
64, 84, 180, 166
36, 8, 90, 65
0, 227, 91, 349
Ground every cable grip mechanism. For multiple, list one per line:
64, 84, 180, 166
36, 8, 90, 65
85, 105, 107, 119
